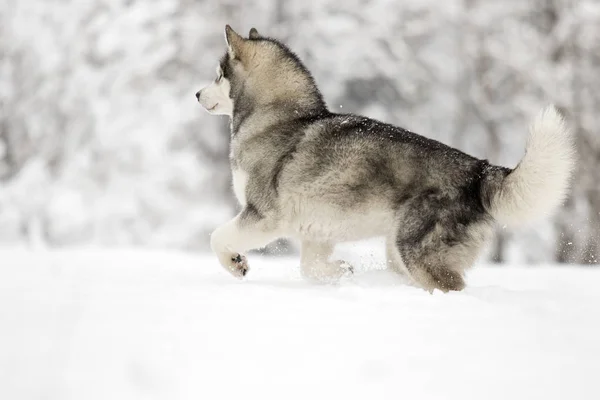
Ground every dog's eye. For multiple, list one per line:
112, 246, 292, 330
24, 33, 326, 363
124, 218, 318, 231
216, 75, 223, 83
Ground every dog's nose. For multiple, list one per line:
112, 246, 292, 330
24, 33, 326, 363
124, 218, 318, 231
195, 91, 201, 101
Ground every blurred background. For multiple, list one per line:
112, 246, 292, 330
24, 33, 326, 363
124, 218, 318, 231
0, 0, 598, 265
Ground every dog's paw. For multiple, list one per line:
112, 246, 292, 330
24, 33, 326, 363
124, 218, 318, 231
339, 261, 354, 277
302, 260, 354, 283
219, 253, 249, 278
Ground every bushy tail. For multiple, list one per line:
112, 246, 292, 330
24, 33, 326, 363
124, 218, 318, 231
487, 106, 576, 226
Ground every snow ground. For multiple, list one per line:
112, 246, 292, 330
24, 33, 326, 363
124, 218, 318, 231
1, 244, 599, 400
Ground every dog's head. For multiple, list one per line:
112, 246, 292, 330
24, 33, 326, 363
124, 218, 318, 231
195, 25, 325, 117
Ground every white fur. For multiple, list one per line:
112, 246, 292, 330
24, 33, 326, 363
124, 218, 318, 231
490, 106, 576, 225
289, 202, 394, 243
300, 240, 353, 282
197, 66, 233, 116
210, 214, 280, 277
232, 168, 248, 206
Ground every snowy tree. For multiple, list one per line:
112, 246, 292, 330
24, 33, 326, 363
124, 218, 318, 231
0, 0, 598, 264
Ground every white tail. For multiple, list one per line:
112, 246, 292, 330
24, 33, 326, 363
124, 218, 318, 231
489, 106, 576, 226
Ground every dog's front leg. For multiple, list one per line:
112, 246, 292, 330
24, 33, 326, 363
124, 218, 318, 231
210, 205, 280, 278
300, 240, 353, 283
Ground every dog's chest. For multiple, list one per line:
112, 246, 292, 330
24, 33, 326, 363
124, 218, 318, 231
231, 168, 248, 206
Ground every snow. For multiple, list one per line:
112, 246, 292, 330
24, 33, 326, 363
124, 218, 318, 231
1, 245, 599, 400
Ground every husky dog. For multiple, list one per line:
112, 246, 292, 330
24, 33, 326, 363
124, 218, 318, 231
195, 25, 575, 292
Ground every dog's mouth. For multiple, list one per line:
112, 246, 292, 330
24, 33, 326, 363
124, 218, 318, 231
206, 103, 218, 112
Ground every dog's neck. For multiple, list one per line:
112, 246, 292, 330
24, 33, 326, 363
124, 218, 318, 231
230, 89, 328, 136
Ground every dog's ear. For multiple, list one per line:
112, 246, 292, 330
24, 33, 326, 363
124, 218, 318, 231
249, 27, 261, 39
224, 25, 245, 58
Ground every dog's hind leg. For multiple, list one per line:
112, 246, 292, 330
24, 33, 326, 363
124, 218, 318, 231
300, 240, 353, 283
395, 227, 470, 293
385, 235, 409, 277
406, 262, 466, 293
392, 187, 493, 292
388, 230, 463, 290
395, 224, 491, 293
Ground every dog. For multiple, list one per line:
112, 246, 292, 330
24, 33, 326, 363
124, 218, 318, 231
195, 25, 575, 292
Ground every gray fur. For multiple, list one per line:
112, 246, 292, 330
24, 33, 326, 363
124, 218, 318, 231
197, 26, 569, 292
